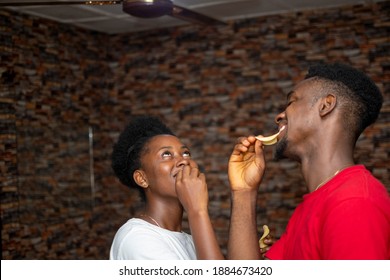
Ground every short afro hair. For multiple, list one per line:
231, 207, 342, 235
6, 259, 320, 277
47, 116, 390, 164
305, 62, 383, 138
111, 115, 175, 200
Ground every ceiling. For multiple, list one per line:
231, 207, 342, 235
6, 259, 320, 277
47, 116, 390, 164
0, 0, 383, 34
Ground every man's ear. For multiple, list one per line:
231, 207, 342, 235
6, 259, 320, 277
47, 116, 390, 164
133, 170, 149, 189
319, 94, 337, 117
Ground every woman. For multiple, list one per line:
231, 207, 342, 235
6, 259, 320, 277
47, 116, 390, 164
109, 115, 223, 259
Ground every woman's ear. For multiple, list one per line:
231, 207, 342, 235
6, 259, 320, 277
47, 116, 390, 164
319, 93, 337, 117
133, 170, 149, 189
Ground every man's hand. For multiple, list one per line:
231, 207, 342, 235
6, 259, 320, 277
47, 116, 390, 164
228, 135, 266, 192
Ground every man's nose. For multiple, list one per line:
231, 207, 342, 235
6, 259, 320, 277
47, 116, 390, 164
275, 111, 286, 124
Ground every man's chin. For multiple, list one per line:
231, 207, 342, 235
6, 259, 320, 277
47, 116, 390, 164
274, 139, 288, 160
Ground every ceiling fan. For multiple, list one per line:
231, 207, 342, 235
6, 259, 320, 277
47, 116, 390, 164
0, 0, 225, 25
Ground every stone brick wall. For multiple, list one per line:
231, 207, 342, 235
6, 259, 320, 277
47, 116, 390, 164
1, 1, 389, 259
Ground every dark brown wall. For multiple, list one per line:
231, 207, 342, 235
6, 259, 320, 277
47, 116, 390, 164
1, 1, 389, 259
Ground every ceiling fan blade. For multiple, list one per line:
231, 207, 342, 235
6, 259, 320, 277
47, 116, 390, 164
170, 4, 225, 26
0, 1, 122, 7
122, 0, 172, 18
0, 0, 225, 26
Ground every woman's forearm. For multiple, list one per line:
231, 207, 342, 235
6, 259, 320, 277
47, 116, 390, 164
188, 210, 224, 260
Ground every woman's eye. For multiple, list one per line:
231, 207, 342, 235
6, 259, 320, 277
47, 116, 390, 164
183, 151, 191, 158
161, 151, 172, 158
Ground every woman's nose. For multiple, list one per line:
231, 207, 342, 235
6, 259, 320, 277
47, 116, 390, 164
176, 157, 190, 167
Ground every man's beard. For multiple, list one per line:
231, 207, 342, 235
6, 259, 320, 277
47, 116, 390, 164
274, 137, 288, 160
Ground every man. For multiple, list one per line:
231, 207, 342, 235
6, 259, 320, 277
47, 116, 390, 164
228, 63, 390, 259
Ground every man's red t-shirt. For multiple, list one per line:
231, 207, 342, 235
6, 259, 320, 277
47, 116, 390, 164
266, 165, 390, 260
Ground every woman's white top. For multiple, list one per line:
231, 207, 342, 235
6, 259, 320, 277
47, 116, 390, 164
110, 218, 196, 260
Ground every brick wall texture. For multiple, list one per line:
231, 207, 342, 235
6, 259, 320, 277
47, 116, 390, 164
1, 1, 389, 259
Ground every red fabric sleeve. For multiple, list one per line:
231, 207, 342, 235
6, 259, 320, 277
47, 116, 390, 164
265, 233, 286, 260
320, 198, 390, 259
